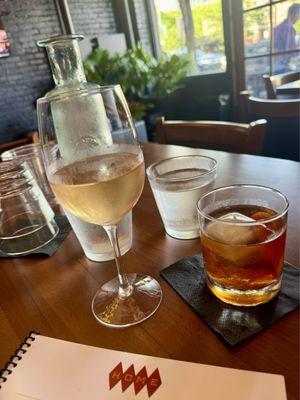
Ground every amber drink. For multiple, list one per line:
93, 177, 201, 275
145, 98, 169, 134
197, 185, 289, 306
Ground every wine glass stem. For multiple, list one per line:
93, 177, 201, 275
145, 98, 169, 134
103, 225, 132, 299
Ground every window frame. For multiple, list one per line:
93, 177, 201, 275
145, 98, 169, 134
144, 0, 162, 58
243, 0, 300, 79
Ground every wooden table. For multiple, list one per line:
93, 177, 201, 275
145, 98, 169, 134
1, 143, 299, 399
276, 80, 300, 96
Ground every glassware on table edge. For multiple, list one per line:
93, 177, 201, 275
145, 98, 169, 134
36, 36, 162, 328
197, 184, 289, 307
0, 160, 59, 256
1, 143, 58, 207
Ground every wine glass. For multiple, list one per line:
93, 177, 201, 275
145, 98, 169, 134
37, 85, 162, 327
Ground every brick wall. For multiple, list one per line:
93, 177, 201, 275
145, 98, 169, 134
0, 0, 119, 143
0, 0, 153, 142
68, 0, 117, 37
68, 0, 153, 55
0, 0, 62, 142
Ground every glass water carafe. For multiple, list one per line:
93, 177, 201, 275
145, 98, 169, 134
37, 35, 112, 162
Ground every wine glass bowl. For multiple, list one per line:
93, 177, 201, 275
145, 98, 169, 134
49, 147, 145, 225
37, 85, 162, 327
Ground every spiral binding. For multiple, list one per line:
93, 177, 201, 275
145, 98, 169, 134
0, 330, 39, 389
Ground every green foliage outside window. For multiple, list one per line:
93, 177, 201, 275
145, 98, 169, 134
159, 11, 184, 53
156, 1, 225, 54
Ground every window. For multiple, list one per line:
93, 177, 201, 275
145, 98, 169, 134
154, 0, 227, 76
243, 0, 300, 96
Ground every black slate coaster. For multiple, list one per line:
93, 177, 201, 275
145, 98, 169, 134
160, 254, 299, 346
0, 215, 72, 258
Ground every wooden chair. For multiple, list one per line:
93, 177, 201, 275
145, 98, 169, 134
26, 130, 39, 144
239, 91, 299, 161
0, 131, 38, 156
155, 117, 267, 155
240, 91, 300, 119
263, 71, 300, 99
0, 138, 30, 155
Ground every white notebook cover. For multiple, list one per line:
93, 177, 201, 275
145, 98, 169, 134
0, 335, 286, 400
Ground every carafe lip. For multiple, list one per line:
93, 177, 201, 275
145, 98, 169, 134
37, 34, 84, 47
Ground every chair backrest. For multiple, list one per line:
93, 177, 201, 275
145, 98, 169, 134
240, 91, 300, 118
0, 138, 31, 155
155, 117, 267, 155
239, 91, 300, 161
0, 130, 37, 156
263, 71, 300, 99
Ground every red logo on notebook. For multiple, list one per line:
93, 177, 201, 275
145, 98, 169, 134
109, 362, 162, 397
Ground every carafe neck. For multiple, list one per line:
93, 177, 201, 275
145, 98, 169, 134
38, 35, 86, 88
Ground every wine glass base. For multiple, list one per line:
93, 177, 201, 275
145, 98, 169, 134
92, 273, 162, 328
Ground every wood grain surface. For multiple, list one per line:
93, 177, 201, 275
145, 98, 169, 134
0, 142, 299, 399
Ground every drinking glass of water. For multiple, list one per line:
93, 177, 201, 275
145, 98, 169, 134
147, 155, 217, 239
64, 209, 132, 262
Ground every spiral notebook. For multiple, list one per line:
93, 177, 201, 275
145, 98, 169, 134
0, 332, 286, 399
